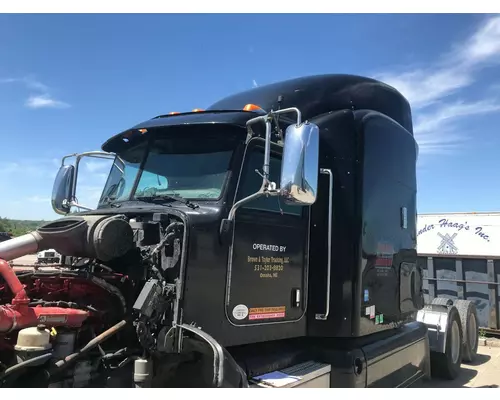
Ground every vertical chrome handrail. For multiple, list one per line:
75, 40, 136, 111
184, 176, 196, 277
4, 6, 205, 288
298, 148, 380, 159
316, 168, 333, 320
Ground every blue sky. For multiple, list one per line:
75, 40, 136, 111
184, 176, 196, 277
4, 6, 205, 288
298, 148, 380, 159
1, 13, 500, 220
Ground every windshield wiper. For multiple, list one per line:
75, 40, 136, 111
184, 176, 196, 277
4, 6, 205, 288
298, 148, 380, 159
99, 196, 122, 208
135, 194, 199, 210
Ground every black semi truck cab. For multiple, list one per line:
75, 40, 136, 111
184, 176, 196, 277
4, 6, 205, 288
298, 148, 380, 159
0, 74, 477, 388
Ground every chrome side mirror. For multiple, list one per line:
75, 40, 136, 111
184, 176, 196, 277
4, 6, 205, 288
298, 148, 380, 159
52, 151, 116, 215
280, 122, 320, 206
51, 164, 75, 215
220, 108, 320, 244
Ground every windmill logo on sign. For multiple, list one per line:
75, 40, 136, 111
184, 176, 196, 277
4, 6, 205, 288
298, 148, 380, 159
437, 232, 458, 254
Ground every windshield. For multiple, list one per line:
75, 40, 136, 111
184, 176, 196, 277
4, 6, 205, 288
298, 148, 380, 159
98, 127, 240, 206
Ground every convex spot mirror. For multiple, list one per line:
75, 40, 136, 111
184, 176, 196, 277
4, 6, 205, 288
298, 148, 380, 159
280, 122, 320, 206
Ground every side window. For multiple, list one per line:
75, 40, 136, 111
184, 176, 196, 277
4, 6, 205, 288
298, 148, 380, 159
237, 148, 302, 216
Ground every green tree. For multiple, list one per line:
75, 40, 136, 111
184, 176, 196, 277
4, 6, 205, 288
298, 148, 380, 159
0, 217, 49, 236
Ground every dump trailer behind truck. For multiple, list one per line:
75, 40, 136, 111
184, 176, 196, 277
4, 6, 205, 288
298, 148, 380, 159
417, 212, 498, 336
0, 74, 478, 388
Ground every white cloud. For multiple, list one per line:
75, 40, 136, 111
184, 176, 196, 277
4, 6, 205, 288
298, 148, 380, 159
374, 15, 500, 156
25, 94, 70, 109
23, 76, 49, 92
75, 184, 106, 210
83, 159, 112, 173
252, 79, 259, 88
414, 99, 500, 135
27, 195, 51, 203
413, 100, 500, 155
1, 173, 108, 220
1, 162, 20, 174
0, 158, 58, 180
459, 16, 500, 65
377, 67, 473, 110
0, 76, 48, 92
0, 75, 70, 110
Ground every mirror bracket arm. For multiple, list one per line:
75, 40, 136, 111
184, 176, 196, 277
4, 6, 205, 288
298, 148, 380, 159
226, 185, 278, 222
246, 107, 302, 191
63, 199, 93, 212
219, 185, 278, 244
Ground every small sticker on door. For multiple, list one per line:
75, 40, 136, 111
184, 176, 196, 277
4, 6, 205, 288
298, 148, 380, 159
365, 307, 371, 316
380, 314, 384, 324
249, 306, 286, 320
370, 305, 375, 319
232, 304, 249, 320
375, 315, 380, 325
363, 289, 369, 302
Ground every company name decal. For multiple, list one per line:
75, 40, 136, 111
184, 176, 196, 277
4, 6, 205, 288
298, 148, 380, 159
417, 218, 490, 243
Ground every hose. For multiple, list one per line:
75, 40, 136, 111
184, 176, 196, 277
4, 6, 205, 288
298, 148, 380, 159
0, 259, 29, 304
0, 353, 52, 381
52, 319, 128, 372
150, 222, 183, 257
90, 276, 127, 314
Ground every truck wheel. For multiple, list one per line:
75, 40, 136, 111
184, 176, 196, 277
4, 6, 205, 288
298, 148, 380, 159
432, 297, 454, 307
453, 300, 479, 363
430, 306, 463, 380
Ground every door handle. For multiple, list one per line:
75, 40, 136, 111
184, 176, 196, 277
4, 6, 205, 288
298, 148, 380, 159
316, 168, 333, 321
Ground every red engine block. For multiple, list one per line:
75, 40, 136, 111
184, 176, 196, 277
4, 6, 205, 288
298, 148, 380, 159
0, 259, 127, 333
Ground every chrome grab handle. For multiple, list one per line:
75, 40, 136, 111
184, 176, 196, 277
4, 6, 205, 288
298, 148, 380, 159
315, 168, 333, 321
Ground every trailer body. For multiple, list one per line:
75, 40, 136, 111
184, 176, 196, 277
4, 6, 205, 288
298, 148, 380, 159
417, 212, 500, 333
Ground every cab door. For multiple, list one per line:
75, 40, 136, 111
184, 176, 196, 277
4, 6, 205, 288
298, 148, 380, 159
225, 138, 310, 326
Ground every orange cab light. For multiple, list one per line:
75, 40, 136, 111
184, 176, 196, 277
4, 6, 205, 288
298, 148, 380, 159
169, 112, 180, 115
192, 108, 204, 112
138, 129, 148, 134
243, 103, 263, 112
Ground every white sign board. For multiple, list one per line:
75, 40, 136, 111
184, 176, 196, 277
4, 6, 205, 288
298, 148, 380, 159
417, 213, 500, 257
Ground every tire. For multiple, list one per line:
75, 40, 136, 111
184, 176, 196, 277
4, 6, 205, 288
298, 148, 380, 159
432, 297, 454, 307
430, 305, 463, 380
453, 299, 479, 363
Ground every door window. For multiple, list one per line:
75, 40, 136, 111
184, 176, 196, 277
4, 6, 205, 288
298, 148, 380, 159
237, 148, 302, 217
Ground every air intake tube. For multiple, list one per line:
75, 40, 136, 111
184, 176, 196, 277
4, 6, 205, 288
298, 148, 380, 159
0, 232, 43, 262
0, 215, 135, 262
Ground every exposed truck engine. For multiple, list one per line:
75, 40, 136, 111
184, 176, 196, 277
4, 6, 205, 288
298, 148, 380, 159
0, 74, 479, 388
0, 212, 203, 387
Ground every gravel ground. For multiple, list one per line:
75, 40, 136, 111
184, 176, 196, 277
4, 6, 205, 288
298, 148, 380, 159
413, 345, 500, 388
11, 253, 37, 265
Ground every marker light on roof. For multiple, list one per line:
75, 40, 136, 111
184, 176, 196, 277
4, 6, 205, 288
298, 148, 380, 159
169, 112, 180, 115
243, 104, 264, 112
138, 129, 148, 134
192, 108, 204, 112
